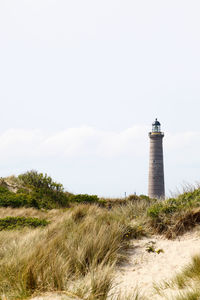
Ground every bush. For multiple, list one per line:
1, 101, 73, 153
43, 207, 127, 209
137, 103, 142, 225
0, 172, 100, 209
0, 187, 29, 208
127, 194, 141, 201
19, 170, 64, 192
69, 194, 99, 203
139, 194, 152, 201
0, 216, 48, 230
18, 170, 69, 208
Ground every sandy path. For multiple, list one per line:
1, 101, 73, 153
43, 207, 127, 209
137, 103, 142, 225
114, 229, 200, 299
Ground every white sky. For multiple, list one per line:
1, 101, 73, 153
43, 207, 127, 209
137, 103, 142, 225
0, 0, 200, 197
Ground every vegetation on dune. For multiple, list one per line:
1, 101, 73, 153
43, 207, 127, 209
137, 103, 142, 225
18, 170, 71, 208
0, 202, 147, 299
147, 187, 200, 238
0, 216, 48, 230
70, 194, 99, 203
1, 171, 200, 298
0, 171, 68, 209
0, 171, 101, 209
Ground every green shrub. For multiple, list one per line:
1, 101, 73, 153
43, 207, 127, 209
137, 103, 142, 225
18, 170, 69, 208
0, 187, 29, 208
0, 217, 48, 230
147, 203, 162, 218
69, 194, 99, 203
148, 190, 200, 220
147, 199, 180, 218
19, 170, 64, 192
127, 194, 141, 201
139, 194, 152, 201
0, 172, 100, 209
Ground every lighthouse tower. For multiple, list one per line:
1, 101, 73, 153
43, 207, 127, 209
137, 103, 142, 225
148, 119, 165, 199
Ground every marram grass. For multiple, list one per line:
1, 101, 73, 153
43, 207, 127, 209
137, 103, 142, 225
0, 203, 147, 299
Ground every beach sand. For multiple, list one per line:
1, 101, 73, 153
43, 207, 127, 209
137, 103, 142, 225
114, 228, 200, 299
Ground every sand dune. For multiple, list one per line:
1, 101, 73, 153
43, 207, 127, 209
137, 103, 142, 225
114, 227, 200, 299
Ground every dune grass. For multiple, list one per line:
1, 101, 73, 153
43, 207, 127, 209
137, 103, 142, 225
0, 202, 148, 299
147, 186, 200, 238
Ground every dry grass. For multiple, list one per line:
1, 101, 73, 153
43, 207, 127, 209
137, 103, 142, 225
0, 207, 65, 221
147, 186, 200, 239
0, 202, 148, 299
148, 208, 200, 239
165, 208, 200, 239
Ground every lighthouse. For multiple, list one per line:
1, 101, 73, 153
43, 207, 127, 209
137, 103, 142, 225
148, 119, 165, 199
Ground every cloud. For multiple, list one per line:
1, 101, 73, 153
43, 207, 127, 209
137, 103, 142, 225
41, 125, 149, 157
165, 131, 200, 164
0, 129, 44, 158
41, 126, 101, 156
166, 131, 200, 150
0, 126, 199, 163
0, 126, 149, 159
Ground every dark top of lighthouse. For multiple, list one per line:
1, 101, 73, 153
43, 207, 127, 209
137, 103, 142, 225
152, 118, 161, 133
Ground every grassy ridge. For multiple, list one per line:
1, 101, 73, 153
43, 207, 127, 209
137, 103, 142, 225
147, 187, 200, 238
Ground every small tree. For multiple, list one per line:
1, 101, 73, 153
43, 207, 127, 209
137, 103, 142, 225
19, 170, 68, 208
